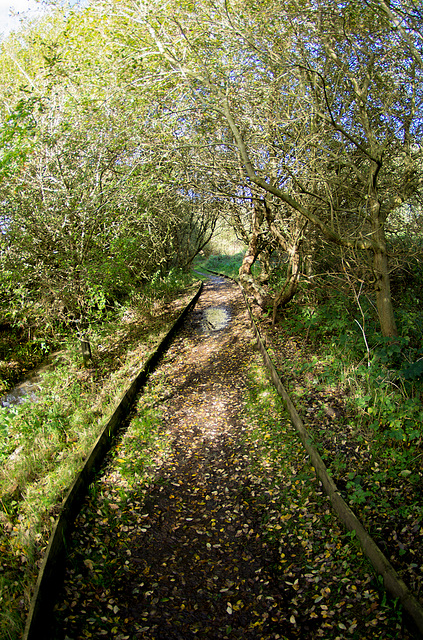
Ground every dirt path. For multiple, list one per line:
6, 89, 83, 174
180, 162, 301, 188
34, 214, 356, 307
51, 276, 292, 639
49, 276, 413, 640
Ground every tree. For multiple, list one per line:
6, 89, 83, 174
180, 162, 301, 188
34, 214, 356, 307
0, 4, 218, 331
2, 0, 422, 339
125, 0, 423, 337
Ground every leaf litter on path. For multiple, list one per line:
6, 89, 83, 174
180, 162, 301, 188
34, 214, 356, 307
51, 277, 410, 639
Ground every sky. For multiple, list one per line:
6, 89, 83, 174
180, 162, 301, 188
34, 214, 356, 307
0, 0, 46, 38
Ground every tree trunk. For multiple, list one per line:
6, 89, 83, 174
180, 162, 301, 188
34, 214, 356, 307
256, 247, 272, 284
272, 263, 301, 325
272, 237, 303, 326
369, 185, 398, 338
373, 246, 398, 338
239, 199, 267, 307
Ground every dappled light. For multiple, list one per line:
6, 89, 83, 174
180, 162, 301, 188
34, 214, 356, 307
50, 277, 414, 639
0, 0, 423, 637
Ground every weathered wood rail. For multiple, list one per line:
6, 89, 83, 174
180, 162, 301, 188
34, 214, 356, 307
241, 284, 423, 639
23, 282, 203, 640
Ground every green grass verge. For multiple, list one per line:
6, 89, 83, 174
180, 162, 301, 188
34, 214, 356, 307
243, 361, 410, 638
0, 273, 198, 640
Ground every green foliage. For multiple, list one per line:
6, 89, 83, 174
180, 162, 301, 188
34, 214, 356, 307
402, 358, 423, 381
201, 253, 243, 277
367, 393, 423, 446
285, 276, 423, 388
0, 95, 40, 177
0, 408, 16, 462
113, 408, 166, 482
276, 274, 422, 520
345, 473, 374, 506
198, 252, 261, 279
141, 268, 195, 303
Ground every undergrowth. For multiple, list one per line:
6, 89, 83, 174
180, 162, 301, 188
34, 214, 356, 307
195, 252, 243, 278
196, 252, 260, 280
276, 279, 423, 494
254, 274, 423, 625
0, 271, 199, 640
243, 362, 409, 638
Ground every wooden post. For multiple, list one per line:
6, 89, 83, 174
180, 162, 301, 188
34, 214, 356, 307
80, 338, 92, 367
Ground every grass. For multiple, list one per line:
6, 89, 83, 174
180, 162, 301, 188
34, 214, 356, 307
194, 251, 261, 280
198, 253, 423, 632
0, 270, 199, 640
242, 362, 407, 637
194, 252, 243, 278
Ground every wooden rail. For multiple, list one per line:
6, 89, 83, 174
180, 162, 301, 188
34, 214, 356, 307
203, 267, 423, 638
23, 282, 203, 640
239, 284, 423, 640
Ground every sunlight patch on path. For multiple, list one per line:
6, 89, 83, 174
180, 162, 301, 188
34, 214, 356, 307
201, 306, 231, 332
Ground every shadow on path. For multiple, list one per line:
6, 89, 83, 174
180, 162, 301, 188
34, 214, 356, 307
51, 277, 301, 640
